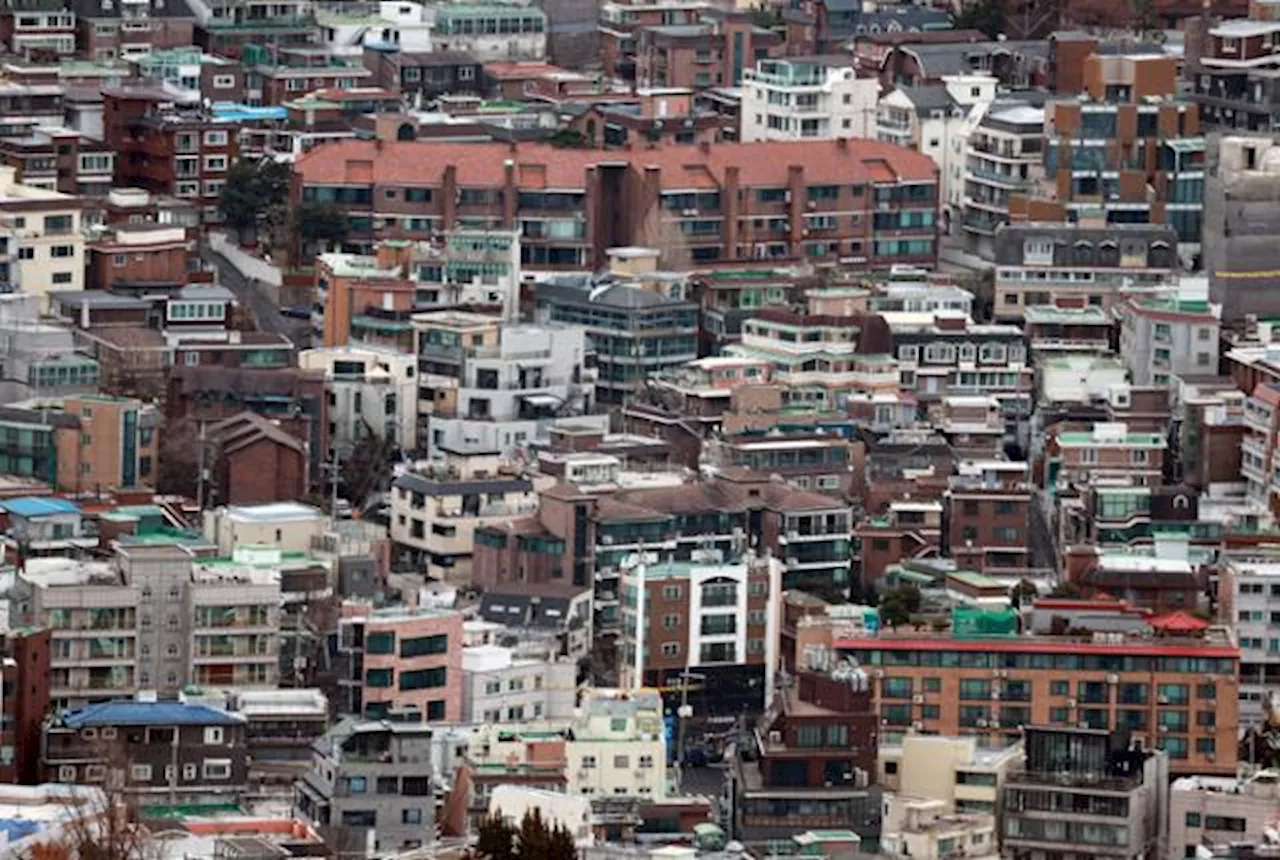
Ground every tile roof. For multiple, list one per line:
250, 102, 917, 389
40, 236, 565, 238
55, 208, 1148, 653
294, 138, 939, 189
62, 701, 246, 728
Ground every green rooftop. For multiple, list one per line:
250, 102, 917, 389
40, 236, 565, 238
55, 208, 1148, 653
947, 570, 1003, 589
1056, 431, 1166, 447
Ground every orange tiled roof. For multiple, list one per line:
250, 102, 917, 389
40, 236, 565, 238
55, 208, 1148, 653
293, 139, 938, 189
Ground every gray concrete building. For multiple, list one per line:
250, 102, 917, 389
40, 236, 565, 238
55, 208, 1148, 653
1205, 135, 1280, 322
296, 720, 435, 857
1002, 727, 1168, 860
1118, 289, 1221, 387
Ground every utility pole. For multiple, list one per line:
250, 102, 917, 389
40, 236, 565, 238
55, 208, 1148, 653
326, 446, 341, 525
195, 420, 207, 510
675, 669, 704, 776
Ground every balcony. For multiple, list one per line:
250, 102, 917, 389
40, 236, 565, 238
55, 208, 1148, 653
967, 163, 1032, 189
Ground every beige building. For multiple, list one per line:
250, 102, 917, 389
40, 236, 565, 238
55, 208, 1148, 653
882, 797, 998, 860
0, 166, 85, 310
879, 734, 1023, 815
203, 502, 329, 556
298, 345, 419, 454
1168, 770, 1280, 860
389, 450, 543, 583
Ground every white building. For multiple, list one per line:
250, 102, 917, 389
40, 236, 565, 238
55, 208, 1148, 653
1168, 770, 1280, 860
960, 100, 1045, 258
1225, 555, 1280, 721
299, 345, 419, 453
203, 502, 329, 556
489, 787, 593, 847
460, 643, 577, 724
318, 1, 434, 57
432, 4, 546, 62
741, 57, 878, 142
413, 310, 596, 457
882, 797, 999, 860
1118, 287, 1221, 388
877, 75, 998, 233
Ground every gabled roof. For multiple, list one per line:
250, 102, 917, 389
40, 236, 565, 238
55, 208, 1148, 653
62, 700, 246, 728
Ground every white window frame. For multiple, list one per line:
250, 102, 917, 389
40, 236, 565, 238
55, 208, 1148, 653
202, 759, 232, 780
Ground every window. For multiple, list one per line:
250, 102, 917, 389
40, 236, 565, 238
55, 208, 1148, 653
203, 727, 224, 745
661, 642, 679, 657
212, 76, 235, 90
51, 245, 74, 258
1050, 680, 1069, 696
202, 759, 232, 780
16, 247, 32, 260
400, 667, 447, 690
402, 809, 422, 825
131, 764, 152, 782
581, 755, 597, 769
662, 585, 681, 600
614, 755, 629, 769
52, 272, 73, 284
400, 634, 448, 657
204, 156, 227, 172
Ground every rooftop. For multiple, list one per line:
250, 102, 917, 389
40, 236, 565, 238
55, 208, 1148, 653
62, 701, 246, 729
0, 496, 80, 518
221, 502, 325, 524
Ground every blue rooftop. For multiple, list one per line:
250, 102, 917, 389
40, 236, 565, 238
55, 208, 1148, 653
0, 820, 42, 843
210, 102, 287, 121
1, 497, 81, 518
63, 701, 246, 728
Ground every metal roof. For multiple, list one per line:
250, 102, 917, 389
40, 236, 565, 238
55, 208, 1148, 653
62, 701, 246, 728
1, 497, 81, 518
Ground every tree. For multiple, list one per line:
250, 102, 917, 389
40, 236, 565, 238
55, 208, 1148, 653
1011, 578, 1039, 608
516, 810, 552, 860
547, 128, 586, 149
954, 0, 1005, 39
155, 417, 202, 499
340, 433, 396, 509
295, 200, 351, 254
474, 813, 516, 860
880, 584, 922, 628
218, 158, 293, 246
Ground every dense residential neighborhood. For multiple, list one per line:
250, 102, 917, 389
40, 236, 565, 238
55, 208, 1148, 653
0, 0, 1277, 860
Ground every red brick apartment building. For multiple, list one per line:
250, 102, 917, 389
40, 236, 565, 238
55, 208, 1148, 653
292, 138, 939, 270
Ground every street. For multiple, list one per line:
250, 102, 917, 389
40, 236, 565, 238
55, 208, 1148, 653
198, 242, 299, 341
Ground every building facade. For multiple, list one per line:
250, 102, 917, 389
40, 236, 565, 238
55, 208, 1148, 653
741, 57, 878, 142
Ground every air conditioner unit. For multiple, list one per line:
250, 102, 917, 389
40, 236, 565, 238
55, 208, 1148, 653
991, 691, 1001, 701
975, 718, 988, 728
874, 669, 885, 678
1158, 725, 1169, 733
1106, 673, 1119, 684
1067, 699, 1077, 708
1078, 721, 1090, 729
912, 721, 924, 731
807, 201, 816, 209
913, 694, 924, 704
783, 191, 791, 203
1158, 695, 1169, 704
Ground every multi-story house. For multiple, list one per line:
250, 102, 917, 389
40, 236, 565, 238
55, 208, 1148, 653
0, 496, 97, 559
460, 642, 577, 724
1045, 422, 1168, 495
877, 75, 998, 229
854, 499, 944, 584
0, 165, 84, 311
1018, 52, 1204, 259
432, 4, 546, 62
1023, 301, 1114, 358
104, 86, 236, 222
619, 555, 781, 716
388, 452, 538, 582
1002, 727, 1166, 860
14, 393, 160, 493
1191, 17, 1280, 132
132, 49, 247, 101
732, 668, 879, 846
0, 81, 64, 137
191, 0, 316, 60
335, 601, 463, 722
635, 9, 779, 90
315, 252, 415, 349
741, 57, 879, 142
290, 138, 940, 271
837, 630, 1237, 775
298, 345, 418, 455
535, 281, 696, 405
723, 309, 897, 404
879, 40, 1048, 90
944, 460, 1034, 572
42, 700, 248, 807
295, 720, 435, 857
244, 52, 373, 106
0, 128, 115, 195
0, 2, 76, 57
72, 0, 197, 63
1118, 294, 1221, 387
413, 310, 597, 454
1168, 769, 1280, 858
362, 47, 484, 102
993, 222, 1181, 319
960, 99, 1044, 257
887, 310, 1032, 430
0, 627, 50, 785
85, 223, 193, 291
598, 0, 706, 82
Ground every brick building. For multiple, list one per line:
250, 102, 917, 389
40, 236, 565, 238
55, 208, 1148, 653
291, 138, 940, 270
0, 627, 50, 785
634, 10, 782, 90
70, 0, 197, 63
86, 223, 193, 291
204, 411, 309, 505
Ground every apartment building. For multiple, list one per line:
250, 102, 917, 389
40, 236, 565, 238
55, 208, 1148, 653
432, 4, 546, 62
0, 165, 84, 310
21, 393, 160, 493
882, 799, 997, 860
414, 310, 596, 454
86, 223, 193, 292
299, 345, 418, 455
315, 252, 414, 349
855, 500, 944, 584
598, 0, 706, 82
1219, 553, 1280, 721
133, 49, 247, 100
993, 222, 1181, 319
192, 0, 316, 60
0, 5, 76, 56
362, 47, 484, 101
836, 630, 1238, 775
961, 100, 1044, 257
1119, 296, 1221, 387
1191, 17, 1280, 132
291, 138, 940, 270
388, 453, 538, 582
741, 57, 878, 142
724, 310, 898, 402
944, 461, 1034, 572
42, 700, 248, 807
295, 720, 435, 857
1002, 727, 1167, 860
635, 10, 778, 90
535, 281, 696, 405
1020, 52, 1204, 258
1168, 770, 1280, 860
104, 87, 236, 221
336, 602, 463, 722
877, 75, 998, 227
619, 556, 782, 716
0, 627, 50, 785
460, 643, 577, 724
72, 0, 197, 62
1045, 422, 1168, 494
